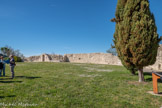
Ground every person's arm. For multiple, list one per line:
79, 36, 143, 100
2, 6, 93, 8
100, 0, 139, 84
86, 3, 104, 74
4, 59, 10, 64
10, 59, 15, 64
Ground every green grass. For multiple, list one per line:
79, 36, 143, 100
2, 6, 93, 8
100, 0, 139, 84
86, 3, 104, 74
0, 62, 162, 108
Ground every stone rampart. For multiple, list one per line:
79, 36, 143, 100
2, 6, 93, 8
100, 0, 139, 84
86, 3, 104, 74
64, 53, 122, 65
26, 44, 162, 71
27, 54, 64, 62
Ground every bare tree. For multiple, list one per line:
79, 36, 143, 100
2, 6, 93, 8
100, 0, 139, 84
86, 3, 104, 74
0, 46, 25, 60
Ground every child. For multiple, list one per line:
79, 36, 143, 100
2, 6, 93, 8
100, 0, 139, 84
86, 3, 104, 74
10, 55, 16, 79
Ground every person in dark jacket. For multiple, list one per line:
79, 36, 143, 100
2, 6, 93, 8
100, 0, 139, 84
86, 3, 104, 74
0, 56, 6, 77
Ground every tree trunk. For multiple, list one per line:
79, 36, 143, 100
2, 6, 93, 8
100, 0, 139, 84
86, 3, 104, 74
138, 68, 144, 82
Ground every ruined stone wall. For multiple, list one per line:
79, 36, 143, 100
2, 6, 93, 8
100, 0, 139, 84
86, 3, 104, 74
50, 54, 64, 62
64, 45, 162, 71
26, 55, 40, 62
64, 53, 122, 65
27, 54, 64, 62
145, 44, 162, 71
26, 44, 162, 71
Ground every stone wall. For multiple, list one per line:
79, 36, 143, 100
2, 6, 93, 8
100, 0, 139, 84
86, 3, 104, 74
26, 44, 162, 71
26, 54, 64, 62
64, 53, 122, 65
26, 55, 40, 62
145, 44, 162, 71
26, 53, 122, 65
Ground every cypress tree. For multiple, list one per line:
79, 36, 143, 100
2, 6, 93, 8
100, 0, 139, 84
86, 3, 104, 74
112, 0, 161, 82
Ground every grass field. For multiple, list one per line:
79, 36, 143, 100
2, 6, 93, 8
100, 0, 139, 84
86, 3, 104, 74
0, 62, 162, 108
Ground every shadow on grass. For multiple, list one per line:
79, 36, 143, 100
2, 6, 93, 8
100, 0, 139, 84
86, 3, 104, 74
0, 81, 23, 83
129, 72, 152, 76
0, 78, 14, 80
0, 95, 16, 99
144, 72, 152, 76
15, 76, 41, 79
144, 72, 162, 83
144, 72, 152, 82
158, 92, 162, 94
145, 78, 162, 83
131, 72, 161, 76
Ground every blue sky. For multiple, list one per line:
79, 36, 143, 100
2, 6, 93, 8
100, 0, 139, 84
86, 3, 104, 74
0, 0, 162, 57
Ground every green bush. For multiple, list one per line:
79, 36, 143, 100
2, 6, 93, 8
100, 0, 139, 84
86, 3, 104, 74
4, 56, 22, 62
14, 56, 22, 62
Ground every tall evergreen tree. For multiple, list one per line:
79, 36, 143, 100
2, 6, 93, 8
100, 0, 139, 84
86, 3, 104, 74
112, 0, 161, 82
